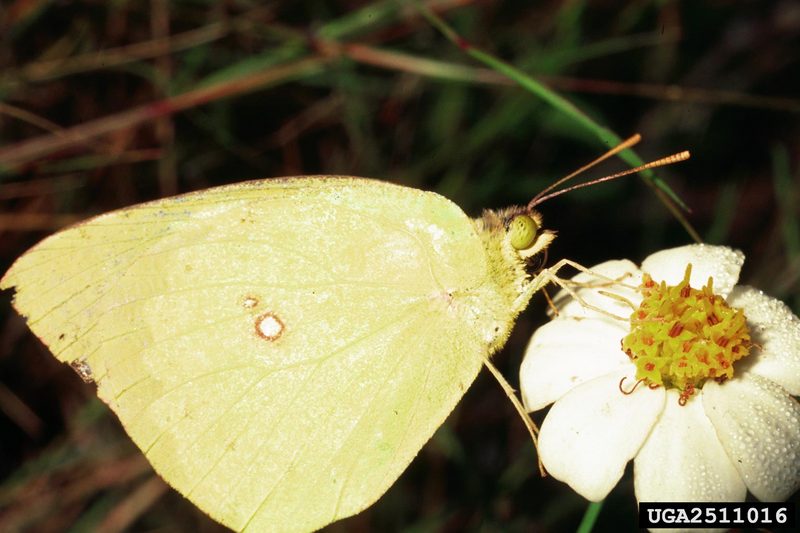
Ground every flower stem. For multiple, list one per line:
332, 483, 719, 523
576, 500, 604, 533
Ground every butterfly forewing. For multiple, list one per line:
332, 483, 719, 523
1, 177, 504, 531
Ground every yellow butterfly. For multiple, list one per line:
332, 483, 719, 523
2, 135, 684, 531
1, 175, 556, 532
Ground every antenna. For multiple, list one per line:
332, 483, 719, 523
530, 151, 691, 207
527, 134, 690, 209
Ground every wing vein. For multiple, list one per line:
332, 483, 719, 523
236, 302, 427, 531
330, 309, 439, 521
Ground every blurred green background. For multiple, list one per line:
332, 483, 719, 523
1, 1, 798, 531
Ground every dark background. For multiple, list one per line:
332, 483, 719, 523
0, 1, 798, 531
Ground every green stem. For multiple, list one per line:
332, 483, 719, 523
576, 500, 604, 533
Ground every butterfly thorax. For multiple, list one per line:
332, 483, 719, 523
469, 206, 556, 353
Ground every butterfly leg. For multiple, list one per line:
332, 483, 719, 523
520, 258, 633, 322
543, 258, 638, 290
480, 353, 546, 475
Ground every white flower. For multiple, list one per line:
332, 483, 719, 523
520, 244, 800, 505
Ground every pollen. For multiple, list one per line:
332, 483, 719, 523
621, 264, 751, 404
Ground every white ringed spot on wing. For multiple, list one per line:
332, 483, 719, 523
255, 312, 284, 341
241, 295, 260, 309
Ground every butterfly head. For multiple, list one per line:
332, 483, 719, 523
475, 206, 556, 275
506, 209, 555, 261
472, 206, 555, 321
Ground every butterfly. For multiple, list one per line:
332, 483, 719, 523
1, 175, 556, 532
2, 135, 686, 531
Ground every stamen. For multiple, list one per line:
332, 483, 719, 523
677, 384, 696, 406
619, 376, 648, 395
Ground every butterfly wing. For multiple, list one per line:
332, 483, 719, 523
2, 177, 501, 532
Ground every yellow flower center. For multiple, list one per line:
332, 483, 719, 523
621, 264, 751, 404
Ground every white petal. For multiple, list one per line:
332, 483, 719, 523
551, 259, 643, 322
634, 390, 746, 503
641, 244, 744, 298
727, 286, 800, 395
703, 372, 800, 501
520, 318, 631, 411
539, 370, 665, 502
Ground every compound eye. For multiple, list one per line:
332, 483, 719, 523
509, 214, 539, 250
